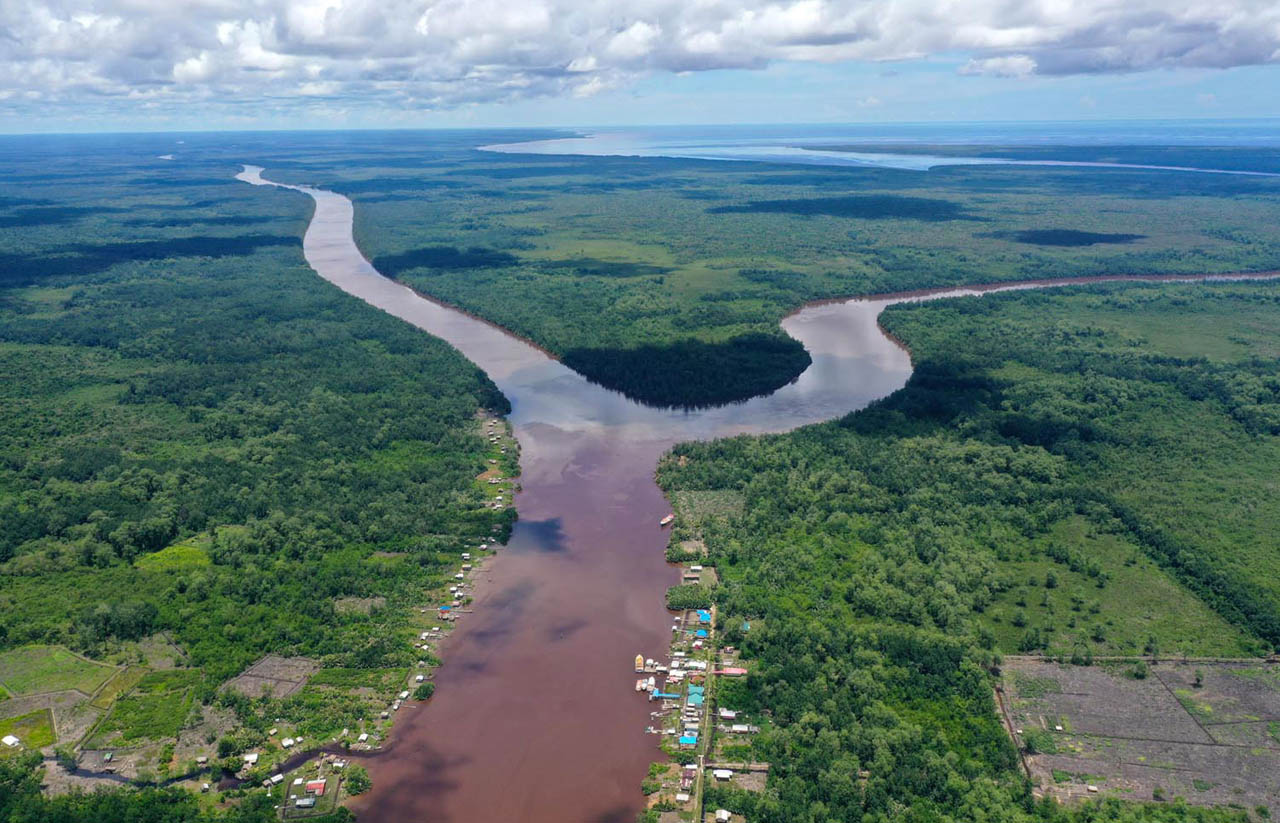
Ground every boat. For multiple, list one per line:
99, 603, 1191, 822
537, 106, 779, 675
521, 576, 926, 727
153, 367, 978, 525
659, 514, 675, 527
635, 679, 646, 692
634, 654, 645, 672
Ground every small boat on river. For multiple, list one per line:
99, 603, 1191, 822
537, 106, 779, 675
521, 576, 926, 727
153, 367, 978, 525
659, 514, 674, 527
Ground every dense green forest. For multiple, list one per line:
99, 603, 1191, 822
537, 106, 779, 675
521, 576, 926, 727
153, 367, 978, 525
0, 135, 511, 804
285, 143, 1280, 406
658, 280, 1280, 822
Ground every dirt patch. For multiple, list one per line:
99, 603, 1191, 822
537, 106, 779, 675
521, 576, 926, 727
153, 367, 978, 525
130, 634, 186, 669
1003, 659, 1280, 808
679, 540, 707, 556
223, 656, 319, 700
335, 597, 386, 616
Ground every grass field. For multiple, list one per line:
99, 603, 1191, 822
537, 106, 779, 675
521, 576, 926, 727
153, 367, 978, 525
88, 689, 195, 745
91, 666, 148, 710
133, 670, 203, 695
135, 539, 212, 571
305, 668, 405, 692
983, 517, 1254, 657
0, 646, 116, 696
0, 709, 55, 749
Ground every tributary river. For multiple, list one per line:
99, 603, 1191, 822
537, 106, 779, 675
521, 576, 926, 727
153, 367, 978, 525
237, 164, 1276, 823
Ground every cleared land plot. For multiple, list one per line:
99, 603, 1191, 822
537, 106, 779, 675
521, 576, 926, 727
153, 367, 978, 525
306, 668, 404, 694
1004, 659, 1280, 808
224, 655, 319, 700
0, 646, 116, 696
334, 597, 385, 616
0, 709, 55, 749
87, 689, 194, 746
91, 667, 148, 710
672, 490, 745, 526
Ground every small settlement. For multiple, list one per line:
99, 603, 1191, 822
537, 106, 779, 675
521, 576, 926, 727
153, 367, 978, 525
0, 412, 519, 819
216, 414, 520, 815
635, 545, 765, 823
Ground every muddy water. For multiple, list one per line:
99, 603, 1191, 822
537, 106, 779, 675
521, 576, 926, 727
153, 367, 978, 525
236, 165, 1277, 823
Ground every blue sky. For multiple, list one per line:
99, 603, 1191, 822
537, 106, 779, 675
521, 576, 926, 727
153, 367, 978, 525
478, 61, 1279, 129
3, 0, 1280, 133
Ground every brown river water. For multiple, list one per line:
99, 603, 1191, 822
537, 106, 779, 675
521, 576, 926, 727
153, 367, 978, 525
237, 165, 1277, 823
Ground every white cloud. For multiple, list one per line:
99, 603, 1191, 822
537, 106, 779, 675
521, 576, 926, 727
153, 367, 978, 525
959, 54, 1037, 77
606, 21, 661, 61
1, 0, 1278, 116
172, 52, 214, 84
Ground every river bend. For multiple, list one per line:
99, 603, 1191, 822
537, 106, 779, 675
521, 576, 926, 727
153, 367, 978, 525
236, 164, 1276, 823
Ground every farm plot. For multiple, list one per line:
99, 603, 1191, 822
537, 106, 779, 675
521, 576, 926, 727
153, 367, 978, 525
0, 709, 55, 749
1003, 659, 1280, 809
223, 655, 319, 700
0, 646, 117, 697
87, 688, 195, 747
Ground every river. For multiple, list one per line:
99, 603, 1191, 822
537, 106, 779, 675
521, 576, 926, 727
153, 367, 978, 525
236, 164, 1276, 823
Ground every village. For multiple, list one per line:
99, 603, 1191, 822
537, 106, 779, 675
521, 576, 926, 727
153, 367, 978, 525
633, 513, 766, 823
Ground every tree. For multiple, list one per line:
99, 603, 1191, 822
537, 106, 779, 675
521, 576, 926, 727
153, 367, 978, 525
345, 765, 371, 796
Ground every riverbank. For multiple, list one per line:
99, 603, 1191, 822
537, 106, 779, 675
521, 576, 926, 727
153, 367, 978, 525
237, 164, 1280, 822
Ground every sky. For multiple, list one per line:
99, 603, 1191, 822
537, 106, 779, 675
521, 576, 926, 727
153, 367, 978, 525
3, 0, 1280, 133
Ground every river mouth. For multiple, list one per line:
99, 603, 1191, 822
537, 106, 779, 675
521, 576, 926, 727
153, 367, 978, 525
236, 164, 1279, 822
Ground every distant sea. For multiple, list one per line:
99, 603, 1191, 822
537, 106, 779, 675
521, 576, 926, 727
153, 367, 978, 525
480, 120, 1280, 174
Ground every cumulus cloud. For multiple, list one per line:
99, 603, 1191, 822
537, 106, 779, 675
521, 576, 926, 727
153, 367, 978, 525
959, 55, 1037, 77
1, 0, 1278, 115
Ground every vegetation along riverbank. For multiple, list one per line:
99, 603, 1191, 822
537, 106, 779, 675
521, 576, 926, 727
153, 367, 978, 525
652, 279, 1280, 822
0, 138, 519, 820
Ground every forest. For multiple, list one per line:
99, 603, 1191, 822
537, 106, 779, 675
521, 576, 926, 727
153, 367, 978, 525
3, 131, 1280, 821
658, 280, 1280, 822
294, 139, 1280, 407
0, 135, 511, 808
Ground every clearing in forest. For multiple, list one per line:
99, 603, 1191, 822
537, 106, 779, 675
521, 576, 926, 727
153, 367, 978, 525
0, 646, 117, 696
1003, 658, 1280, 809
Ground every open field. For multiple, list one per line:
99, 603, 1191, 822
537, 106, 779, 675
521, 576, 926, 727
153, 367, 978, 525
88, 688, 196, 747
1004, 659, 1280, 808
0, 709, 56, 749
0, 646, 116, 697
983, 517, 1254, 658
